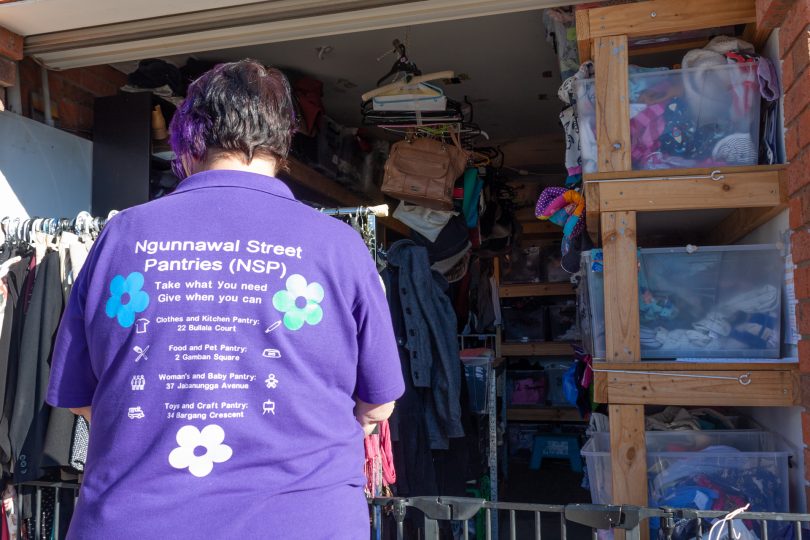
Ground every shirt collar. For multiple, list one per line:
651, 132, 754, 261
171, 169, 297, 201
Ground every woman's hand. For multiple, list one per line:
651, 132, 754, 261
354, 399, 395, 436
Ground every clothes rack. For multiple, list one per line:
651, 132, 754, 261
319, 204, 389, 266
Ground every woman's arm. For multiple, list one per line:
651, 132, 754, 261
354, 399, 394, 436
69, 406, 92, 423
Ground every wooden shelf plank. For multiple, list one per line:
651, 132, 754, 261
594, 361, 798, 372
507, 407, 584, 422
585, 165, 784, 214
501, 342, 573, 356
585, 0, 755, 41
499, 282, 574, 298
603, 368, 798, 406
521, 221, 560, 236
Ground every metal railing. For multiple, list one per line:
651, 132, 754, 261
370, 497, 810, 540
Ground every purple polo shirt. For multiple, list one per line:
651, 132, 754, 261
47, 170, 404, 539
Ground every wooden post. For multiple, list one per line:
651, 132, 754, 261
591, 26, 648, 536
601, 211, 640, 362
609, 404, 648, 505
593, 35, 631, 173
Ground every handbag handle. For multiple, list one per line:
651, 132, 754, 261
450, 130, 472, 163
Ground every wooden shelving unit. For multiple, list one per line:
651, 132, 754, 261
499, 282, 575, 298
575, 0, 792, 526
501, 342, 574, 357
507, 407, 584, 423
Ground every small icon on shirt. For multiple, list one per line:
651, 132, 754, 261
131, 375, 145, 391
127, 406, 145, 419
133, 345, 150, 362
262, 400, 275, 415
135, 318, 150, 334
265, 321, 282, 334
262, 348, 281, 359
265, 374, 279, 389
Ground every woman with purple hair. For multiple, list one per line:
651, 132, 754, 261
47, 59, 404, 539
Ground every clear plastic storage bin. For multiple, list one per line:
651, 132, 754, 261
582, 245, 783, 359
575, 63, 761, 173
581, 431, 791, 513
502, 299, 548, 343
502, 247, 542, 283
506, 370, 548, 407
549, 303, 580, 342
544, 362, 573, 406
461, 351, 492, 414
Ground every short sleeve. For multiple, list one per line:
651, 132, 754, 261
353, 254, 405, 405
47, 241, 102, 409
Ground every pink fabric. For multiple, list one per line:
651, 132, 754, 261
630, 104, 666, 162
363, 420, 396, 495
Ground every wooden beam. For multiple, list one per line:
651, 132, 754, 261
706, 205, 787, 244
585, 180, 601, 244
609, 405, 649, 527
594, 372, 609, 403
499, 282, 575, 298
596, 361, 798, 371
521, 221, 560, 236
604, 368, 799, 406
628, 37, 709, 57
0, 26, 23, 61
594, 35, 631, 173
586, 165, 784, 213
281, 158, 409, 236
601, 212, 640, 362
501, 342, 574, 357
499, 134, 566, 168
705, 169, 787, 244
507, 407, 585, 422
587, 0, 756, 41
575, 8, 592, 62
743, 22, 771, 50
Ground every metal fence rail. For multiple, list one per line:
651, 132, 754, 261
370, 497, 810, 540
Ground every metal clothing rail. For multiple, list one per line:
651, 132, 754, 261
319, 204, 389, 266
369, 497, 810, 540
0, 211, 117, 243
13, 481, 80, 540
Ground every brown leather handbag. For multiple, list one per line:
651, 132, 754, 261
381, 135, 469, 210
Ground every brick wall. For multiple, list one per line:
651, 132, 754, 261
17, 57, 127, 138
760, 0, 810, 508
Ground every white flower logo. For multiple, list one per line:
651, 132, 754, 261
168, 425, 233, 478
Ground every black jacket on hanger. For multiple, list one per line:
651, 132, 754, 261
10, 251, 64, 481
0, 253, 33, 475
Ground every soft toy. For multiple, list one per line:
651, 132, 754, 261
534, 187, 585, 239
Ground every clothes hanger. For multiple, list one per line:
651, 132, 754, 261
374, 39, 421, 88
362, 71, 455, 103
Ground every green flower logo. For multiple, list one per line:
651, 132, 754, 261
272, 274, 324, 331
105, 272, 150, 328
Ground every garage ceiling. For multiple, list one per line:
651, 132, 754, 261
3, 0, 575, 70
185, 10, 563, 141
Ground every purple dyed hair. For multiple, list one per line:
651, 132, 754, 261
169, 59, 296, 179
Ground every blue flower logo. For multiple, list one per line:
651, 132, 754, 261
272, 274, 324, 331
105, 272, 150, 328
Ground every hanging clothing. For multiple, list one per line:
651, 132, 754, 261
382, 240, 463, 450
0, 255, 32, 474
10, 251, 64, 481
